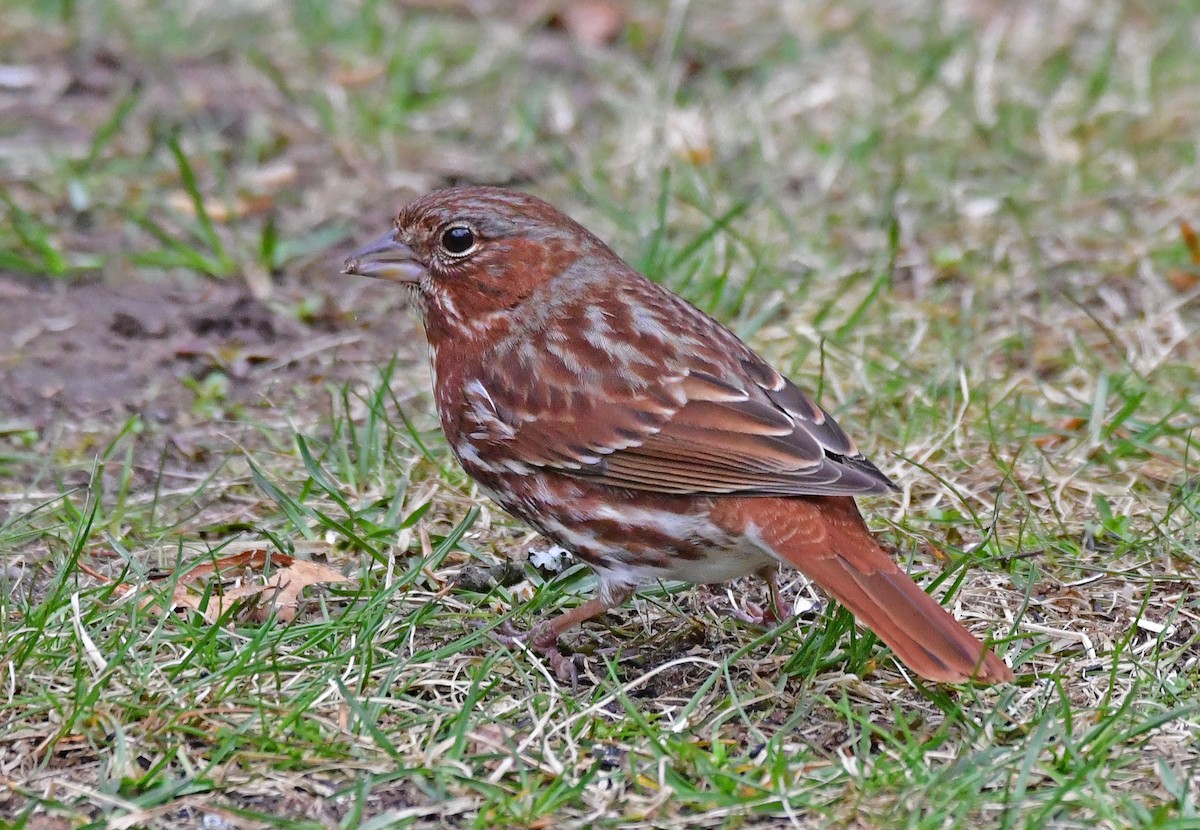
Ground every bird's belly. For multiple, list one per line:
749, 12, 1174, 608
467, 470, 777, 587
645, 537, 776, 584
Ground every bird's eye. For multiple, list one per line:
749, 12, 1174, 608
440, 225, 476, 256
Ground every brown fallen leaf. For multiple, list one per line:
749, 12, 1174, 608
166, 190, 275, 223
166, 550, 349, 624
553, 0, 626, 47
243, 161, 298, 195
1032, 415, 1088, 448
920, 542, 952, 565
82, 549, 349, 625
332, 63, 386, 89
246, 557, 351, 623
1182, 220, 1200, 264
1167, 220, 1200, 292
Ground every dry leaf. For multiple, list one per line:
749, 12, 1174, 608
166, 550, 348, 624
1167, 220, 1200, 292
1181, 220, 1200, 264
555, 0, 626, 47
244, 161, 298, 194
1032, 415, 1087, 448
921, 542, 952, 564
332, 63, 386, 89
466, 723, 518, 757
81, 549, 349, 626
252, 557, 349, 622
166, 190, 274, 223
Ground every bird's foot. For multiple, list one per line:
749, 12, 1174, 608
492, 620, 585, 685
709, 583, 793, 627
731, 599, 775, 627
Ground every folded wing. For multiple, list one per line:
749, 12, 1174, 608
473, 345, 894, 498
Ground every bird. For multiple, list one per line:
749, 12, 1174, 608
342, 185, 1014, 684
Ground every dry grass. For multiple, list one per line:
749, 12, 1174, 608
2, 1, 1199, 827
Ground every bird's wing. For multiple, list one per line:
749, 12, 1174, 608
469, 342, 894, 498
589, 361, 895, 496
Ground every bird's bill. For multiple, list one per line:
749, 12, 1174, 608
342, 231, 426, 282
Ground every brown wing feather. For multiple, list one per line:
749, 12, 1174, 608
466, 276, 894, 498
477, 360, 892, 497
584, 375, 893, 495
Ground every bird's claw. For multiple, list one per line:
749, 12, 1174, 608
731, 600, 772, 626
488, 620, 584, 685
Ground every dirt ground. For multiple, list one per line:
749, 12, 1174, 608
0, 263, 426, 456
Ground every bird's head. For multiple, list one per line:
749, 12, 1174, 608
343, 186, 608, 338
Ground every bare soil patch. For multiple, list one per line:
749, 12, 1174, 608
0, 268, 423, 432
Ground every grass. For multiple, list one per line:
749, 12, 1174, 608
2, 0, 1200, 827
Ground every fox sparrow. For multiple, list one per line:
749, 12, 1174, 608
344, 186, 1013, 684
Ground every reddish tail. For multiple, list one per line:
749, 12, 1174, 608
715, 496, 1013, 683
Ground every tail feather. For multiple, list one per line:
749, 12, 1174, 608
714, 496, 1013, 684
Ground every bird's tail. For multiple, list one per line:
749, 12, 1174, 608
713, 496, 1014, 683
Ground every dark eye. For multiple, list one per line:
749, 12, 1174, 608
440, 225, 476, 256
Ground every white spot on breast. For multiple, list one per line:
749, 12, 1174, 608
437, 291, 462, 323
537, 516, 601, 550
471, 379, 496, 411
454, 439, 490, 471
465, 379, 516, 439
589, 503, 705, 539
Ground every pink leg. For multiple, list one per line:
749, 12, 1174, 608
729, 566, 794, 625
499, 586, 635, 683
760, 565, 793, 623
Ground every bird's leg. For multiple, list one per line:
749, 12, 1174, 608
497, 586, 635, 683
730, 565, 793, 626
760, 564, 793, 623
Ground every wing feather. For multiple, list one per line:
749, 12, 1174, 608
462, 282, 895, 497
474, 361, 893, 497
